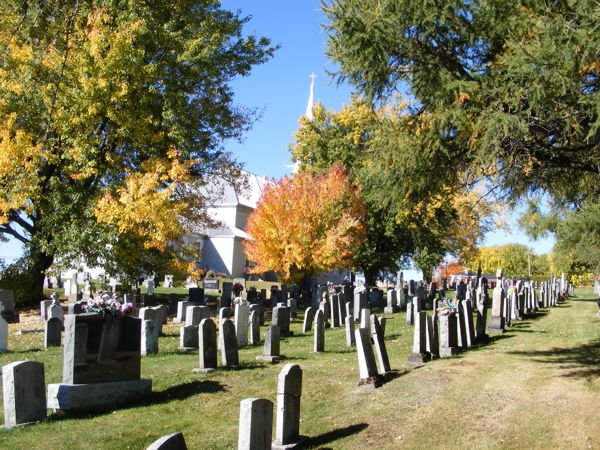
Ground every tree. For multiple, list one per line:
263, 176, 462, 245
463, 244, 547, 279
0, 1, 275, 301
244, 164, 366, 286
554, 202, 600, 274
323, 0, 600, 274
291, 98, 497, 282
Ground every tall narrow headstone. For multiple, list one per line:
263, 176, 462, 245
407, 311, 429, 365
235, 303, 249, 347
194, 318, 217, 373
353, 292, 367, 323
370, 315, 391, 374
302, 307, 315, 333
462, 300, 475, 348
329, 294, 340, 327
272, 306, 292, 336
439, 313, 459, 357
173, 301, 190, 324
406, 302, 414, 326
238, 398, 273, 450
256, 325, 282, 363
360, 308, 370, 330
425, 315, 438, 358
355, 327, 380, 388
313, 310, 325, 353
141, 320, 159, 356
44, 317, 62, 347
488, 272, 506, 335
219, 319, 239, 368
273, 364, 304, 449
249, 310, 260, 345
345, 315, 355, 347
2, 361, 46, 428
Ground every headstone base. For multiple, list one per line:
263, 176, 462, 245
487, 316, 505, 332
271, 435, 308, 450
192, 368, 215, 374
383, 306, 400, 314
439, 347, 460, 358
356, 375, 383, 390
406, 352, 430, 366
47, 379, 151, 411
255, 355, 283, 364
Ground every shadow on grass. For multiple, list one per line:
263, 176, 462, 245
49, 380, 226, 421
299, 422, 368, 449
507, 338, 600, 379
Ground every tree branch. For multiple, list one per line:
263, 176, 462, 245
0, 224, 29, 244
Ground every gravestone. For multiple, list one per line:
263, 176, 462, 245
40, 299, 53, 321
329, 294, 340, 327
47, 313, 151, 411
287, 298, 297, 319
249, 310, 260, 345
370, 315, 391, 374
360, 308, 370, 330
378, 316, 387, 335
345, 315, 355, 347
2, 361, 46, 428
67, 301, 85, 315
194, 319, 217, 373
425, 315, 438, 358
462, 300, 475, 348
369, 289, 383, 307
179, 323, 198, 350
318, 299, 330, 326
238, 398, 273, 450
146, 280, 155, 297
476, 284, 489, 342
185, 305, 210, 327
44, 317, 62, 347
273, 364, 305, 449
141, 320, 159, 356
189, 287, 205, 305
219, 319, 239, 368
439, 313, 459, 357
48, 297, 65, 325
407, 311, 429, 365
302, 307, 315, 333
355, 327, 381, 388
456, 300, 468, 349
256, 325, 282, 363
222, 282, 233, 308
384, 289, 399, 314
0, 306, 7, 352
406, 302, 414, 326
487, 271, 506, 335
353, 292, 367, 323
173, 301, 190, 324
313, 310, 325, 353
146, 432, 187, 450
235, 303, 250, 347
272, 306, 292, 336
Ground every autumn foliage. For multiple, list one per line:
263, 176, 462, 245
244, 164, 366, 284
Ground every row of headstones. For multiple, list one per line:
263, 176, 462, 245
146, 364, 304, 450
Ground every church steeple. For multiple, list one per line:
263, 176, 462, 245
305, 72, 316, 120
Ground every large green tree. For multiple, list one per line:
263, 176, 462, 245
0, 0, 275, 302
292, 99, 496, 282
323, 0, 600, 275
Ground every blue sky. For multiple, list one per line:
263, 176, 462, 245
0, 0, 555, 262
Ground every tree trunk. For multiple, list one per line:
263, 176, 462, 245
364, 269, 378, 287
29, 248, 54, 304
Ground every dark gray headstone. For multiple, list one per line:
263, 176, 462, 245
2, 360, 46, 428
219, 319, 239, 368
146, 431, 187, 450
45, 317, 62, 347
197, 319, 217, 372
302, 307, 315, 333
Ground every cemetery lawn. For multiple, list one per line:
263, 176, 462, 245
1, 290, 599, 449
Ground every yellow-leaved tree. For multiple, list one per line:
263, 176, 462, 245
0, 1, 275, 302
244, 164, 366, 286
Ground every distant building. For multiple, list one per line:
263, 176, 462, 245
188, 172, 270, 279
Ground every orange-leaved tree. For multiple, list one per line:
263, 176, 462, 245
244, 164, 366, 285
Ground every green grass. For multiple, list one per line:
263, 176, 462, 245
1, 289, 599, 449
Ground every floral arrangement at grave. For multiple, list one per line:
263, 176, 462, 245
233, 296, 248, 306
232, 282, 244, 297
437, 298, 458, 316
354, 283, 367, 294
327, 281, 342, 294
83, 293, 135, 317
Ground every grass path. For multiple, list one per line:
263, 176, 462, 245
0, 293, 598, 449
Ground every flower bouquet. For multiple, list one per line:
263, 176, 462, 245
437, 298, 458, 316
83, 292, 135, 317
232, 281, 244, 296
